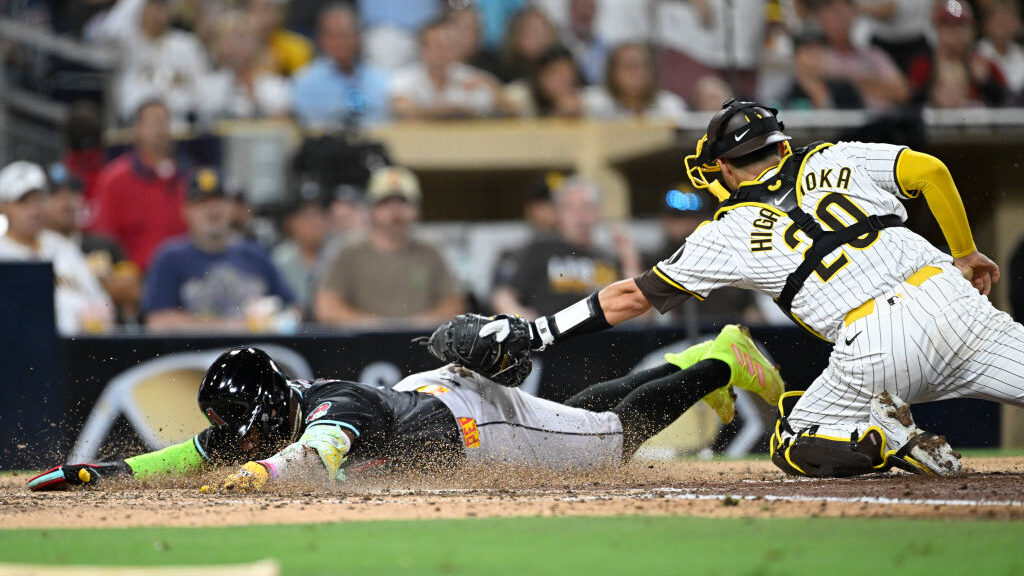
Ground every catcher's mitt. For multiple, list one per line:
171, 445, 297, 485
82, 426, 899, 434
418, 314, 533, 387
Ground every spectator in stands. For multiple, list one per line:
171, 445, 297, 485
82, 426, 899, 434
562, 0, 609, 85
358, 0, 442, 71
490, 174, 560, 298
643, 189, 762, 328
978, 0, 1024, 102
855, 0, 934, 97
784, 30, 865, 110
655, 0, 763, 103
807, 0, 910, 111
314, 166, 466, 327
62, 101, 106, 217
391, 17, 508, 120
144, 167, 297, 331
247, 0, 314, 76
0, 161, 113, 334
504, 45, 585, 118
929, 0, 1009, 108
498, 7, 560, 83
90, 0, 210, 124
319, 183, 367, 270
197, 12, 291, 123
291, 5, 391, 128
43, 163, 142, 326
91, 99, 188, 270
272, 182, 330, 318
583, 43, 687, 122
691, 75, 735, 112
448, 5, 503, 78
477, 0, 527, 50
491, 177, 639, 319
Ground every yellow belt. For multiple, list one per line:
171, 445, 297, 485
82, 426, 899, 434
843, 265, 943, 326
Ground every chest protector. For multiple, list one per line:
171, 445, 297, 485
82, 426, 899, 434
717, 143, 905, 319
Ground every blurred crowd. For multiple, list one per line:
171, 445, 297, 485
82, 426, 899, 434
2, 0, 1024, 335
6, 0, 1024, 127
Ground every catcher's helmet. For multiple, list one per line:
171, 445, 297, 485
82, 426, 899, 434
684, 99, 791, 201
198, 347, 294, 441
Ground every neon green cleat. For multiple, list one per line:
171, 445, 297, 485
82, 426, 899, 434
664, 341, 736, 424
704, 325, 785, 406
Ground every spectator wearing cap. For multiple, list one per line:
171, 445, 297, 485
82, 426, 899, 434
272, 182, 330, 317
0, 161, 113, 335
391, 17, 508, 120
642, 188, 762, 328
91, 99, 188, 270
491, 176, 639, 320
291, 5, 392, 129
43, 163, 142, 326
314, 166, 466, 327
929, 0, 1009, 108
143, 167, 297, 331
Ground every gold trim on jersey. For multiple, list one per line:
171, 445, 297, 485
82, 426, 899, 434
787, 310, 833, 343
652, 266, 706, 301
794, 143, 834, 204
893, 147, 919, 199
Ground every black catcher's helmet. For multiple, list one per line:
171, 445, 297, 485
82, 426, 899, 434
704, 98, 790, 161
198, 347, 293, 441
684, 99, 792, 201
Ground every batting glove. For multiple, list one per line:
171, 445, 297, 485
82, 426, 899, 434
27, 461, 132, 491
221, 461, 271, 493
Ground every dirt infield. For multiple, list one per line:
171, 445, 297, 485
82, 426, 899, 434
3, 457, 1023, 529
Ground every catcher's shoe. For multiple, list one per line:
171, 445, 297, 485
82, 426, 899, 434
870, 391, 962, 476
664, 341, 736, 424
704, 325, 784, 407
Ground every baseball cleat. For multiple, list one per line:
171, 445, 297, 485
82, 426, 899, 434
704, 325, 785, 407
870, 391, 962, 476
664, 341, 737, 424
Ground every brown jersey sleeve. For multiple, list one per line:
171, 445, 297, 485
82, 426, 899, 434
634, 267, 693, 314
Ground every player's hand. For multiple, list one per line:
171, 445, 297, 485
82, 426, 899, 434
27, 461, 132, 491
953, 250, 1000, 296
221, 461, 271, 493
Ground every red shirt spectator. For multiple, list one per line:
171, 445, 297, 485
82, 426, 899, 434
91, 100, 187, 269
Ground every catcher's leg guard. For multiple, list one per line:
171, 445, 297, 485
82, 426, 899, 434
770, 391, 890, 478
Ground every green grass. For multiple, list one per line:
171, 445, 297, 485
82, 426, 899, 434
2, 516, 1022, 576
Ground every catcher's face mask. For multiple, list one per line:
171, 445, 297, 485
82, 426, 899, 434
684, 99, 792, 202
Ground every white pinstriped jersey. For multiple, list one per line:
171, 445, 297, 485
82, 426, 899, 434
656, 142, 952, 342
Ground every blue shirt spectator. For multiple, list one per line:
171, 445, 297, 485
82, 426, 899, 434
357, 0, 440, 31
292, 57, 391, 127
143, 167, 297, 331
144, 239, 296, 321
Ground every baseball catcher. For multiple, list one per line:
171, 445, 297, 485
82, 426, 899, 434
468, 99, 1024, 478
28, 315, 782, 492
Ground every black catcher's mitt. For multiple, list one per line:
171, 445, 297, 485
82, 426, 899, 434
418, 314, 533, 386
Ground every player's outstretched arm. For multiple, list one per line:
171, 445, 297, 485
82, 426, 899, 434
481, 278, 653, 351
27, 435, 210, 491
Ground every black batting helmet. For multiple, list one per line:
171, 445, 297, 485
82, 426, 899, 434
198, 347, 294, 441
